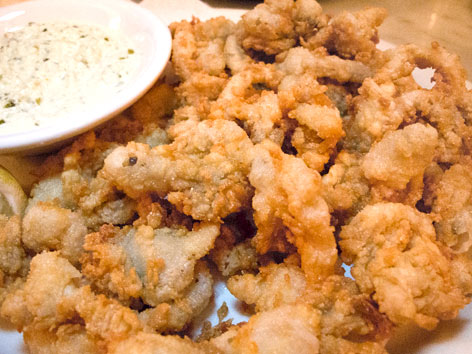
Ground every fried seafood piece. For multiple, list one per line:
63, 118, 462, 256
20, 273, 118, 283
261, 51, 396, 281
323, 124, 438, 222
170, 17, 236, 118
344, 43, 472, 162
81, 223, 218, 331
101, 119, 254, 222
22, 201, 87, 265
36, 132, 137, 230
1, 252, 149, 349
289, 102, 343, 171
276, 47, 373, 84
1, 252, 82, 331
228, 262, 392, 346
361, 123, 438, 201
23, 324, 100, 354
170, 17, 235, 81
82, 223, 218, 304
212, 304, 322, 354
60, 134, 136, 229
138, 262, 213, 332
27, 175, 68, 209
210, 303, 387, 354
275, 71, 345, 171
0, 215, 28, 306
236, 0, 328, 56
249, 140, 336, 281
322, 151, 370, 219
209, 63, 284, 144
339, 203, 470, 330
432, 160, 472, 252
108, 332, 217, 354
224, 34, 254, 75
227, 262, 307, 312
303, 7, 387, 63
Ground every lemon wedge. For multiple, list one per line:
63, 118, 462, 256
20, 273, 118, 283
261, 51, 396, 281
0, 165, 27, 217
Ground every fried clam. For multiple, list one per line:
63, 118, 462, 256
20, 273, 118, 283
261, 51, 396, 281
170, 17, 236, 119
0, 215, 28, 307
81, 222, 219, 332
225, 262, 390, 353
209, 63, 284, 145
100, 119, 255, 222
0, 252, 146, 351
236, 0, 328, 56
302, 7, 387, 64
323, 123, 439, 224
344, 43, 472, 163
1, 251, 216, 353
339, 203, 471, 330
430, 158, 472, 254
249, 140, 336, 281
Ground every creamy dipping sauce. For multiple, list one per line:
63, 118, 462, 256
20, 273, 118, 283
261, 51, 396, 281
0, 22, 140, 135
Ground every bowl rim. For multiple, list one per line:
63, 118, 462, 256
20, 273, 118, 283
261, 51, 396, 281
0, 0, 171, 154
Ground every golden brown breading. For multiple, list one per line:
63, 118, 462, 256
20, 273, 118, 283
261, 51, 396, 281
303, 7, 387, 63
1, 252, 82, 331
237, 0, 328, 56
228, 262, 392, 346
23, 324, 101, 354
214, 304, 322, 354
249, 140, 336, 281
108, 332, 216, 354
101, 119, 254, 222
432, 160, 472, 252
81, 223, 218, 332
170, 17, 235, 81
0, 215, 28, 307
339, 203, 470, 329
138, 262, 213, 332
344, 43, 472, 164
276, 47, 373, 84
82, 223, 218, 304
22, 201, 87, 265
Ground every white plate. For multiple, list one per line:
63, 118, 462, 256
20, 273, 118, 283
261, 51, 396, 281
0, 0, 171, 154
1, 1, 471, 353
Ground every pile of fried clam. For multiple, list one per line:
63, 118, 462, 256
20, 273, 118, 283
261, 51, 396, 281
1, 0, 472, 353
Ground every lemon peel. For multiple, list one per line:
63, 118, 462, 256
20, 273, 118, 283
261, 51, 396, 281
0, 165, 27, 216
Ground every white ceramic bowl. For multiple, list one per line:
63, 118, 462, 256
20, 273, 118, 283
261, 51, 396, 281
0, 0, 171, 154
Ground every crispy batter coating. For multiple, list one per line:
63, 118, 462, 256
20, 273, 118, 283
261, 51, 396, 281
432, 160, 472, 253
339, 203, 470, 329
22, 202, 87, 265
108, 332, 216, 354
228, 262, 392, 346
81, 223, 218, 305
227, 262, 307, 312
249, 140, 336, 281
23, 324, 100, 354
304, 7, 387, 63
216, 304, 322, 354
0, 216, 28, 307
1, 252, 82, 331
344, 43, 472, 163
277, 46, 373, 84
101, 119, 254, 221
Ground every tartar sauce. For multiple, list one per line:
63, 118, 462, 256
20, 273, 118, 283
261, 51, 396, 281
0, 22, 140, 134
